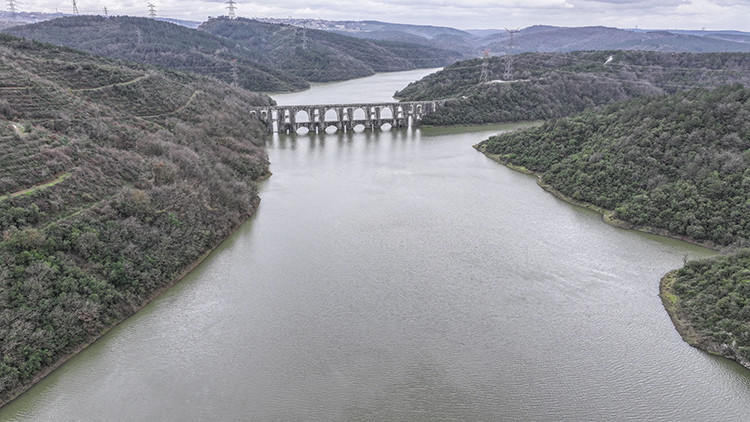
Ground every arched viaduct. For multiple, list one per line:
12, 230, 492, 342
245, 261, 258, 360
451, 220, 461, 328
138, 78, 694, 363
250, 101, 443, 134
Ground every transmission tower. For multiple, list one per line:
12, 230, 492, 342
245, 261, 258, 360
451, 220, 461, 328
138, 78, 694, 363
7, 0, 17, 17
479, 49, 490, 84
504, 28, 519, 81
147, 2, 156, 18
72, 0, 79, 15
103, 6, 108, 16
225, 0, 237, 19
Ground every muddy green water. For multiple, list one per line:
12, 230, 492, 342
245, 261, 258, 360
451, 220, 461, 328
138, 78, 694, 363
2, 69, 749, 421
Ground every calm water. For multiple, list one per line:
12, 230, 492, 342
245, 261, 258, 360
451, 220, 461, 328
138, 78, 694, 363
2, 69, 750, 421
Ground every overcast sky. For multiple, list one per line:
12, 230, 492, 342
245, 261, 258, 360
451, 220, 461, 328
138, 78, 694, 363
18, 0, 750, 31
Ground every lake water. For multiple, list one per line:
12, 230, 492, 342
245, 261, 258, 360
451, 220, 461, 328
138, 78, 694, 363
2, 69, 749, 421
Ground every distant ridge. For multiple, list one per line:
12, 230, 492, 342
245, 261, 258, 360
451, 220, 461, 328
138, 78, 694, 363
3, 15, 463, 91
3, 16, 309, 92
4, 12, 750, 59
481, 25, 750, 54
257, 19, 750, 56
199, 17, 463, 83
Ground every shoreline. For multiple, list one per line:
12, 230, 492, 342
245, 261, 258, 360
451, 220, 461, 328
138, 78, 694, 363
0, 177, 268, 409
475, 146, 750, 371
474, 146, 719, 251
660, 272, 750, 370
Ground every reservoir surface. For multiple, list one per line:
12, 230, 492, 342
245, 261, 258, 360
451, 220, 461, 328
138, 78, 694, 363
2, 69, 749, 421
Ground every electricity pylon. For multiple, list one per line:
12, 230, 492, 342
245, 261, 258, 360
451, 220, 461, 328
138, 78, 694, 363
504, 28, 519, 81
226, 0, 237, 19
479, 49, 490, 84
7, 0, 17, 17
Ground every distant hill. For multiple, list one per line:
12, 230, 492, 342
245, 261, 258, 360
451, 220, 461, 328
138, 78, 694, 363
249, 20, 750, 57
199, 17, 464, 82
3, 16, 309, 92
0, 11, 67, 30
259, 18, 479, 58
0, 33, 270, 405
481, 25, 750, 54
155, 17, 202, 29
395, 50, 750, 125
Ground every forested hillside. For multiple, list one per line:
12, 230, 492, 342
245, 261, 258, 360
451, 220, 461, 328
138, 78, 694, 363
199, 17, 462, 83
259, 18, 479, 58
3, 16, 309, 92
396, 51, 750, 125
476, 85, 750, 368
0, 34, 270, 405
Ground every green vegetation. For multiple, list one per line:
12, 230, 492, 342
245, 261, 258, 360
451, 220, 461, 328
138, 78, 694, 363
3, 15, 309, 92
0, 34, 271, 405
199, 17, 462, 83
665, 251, 750, 368
477, 84, 750, 368
396, 51, 750, 125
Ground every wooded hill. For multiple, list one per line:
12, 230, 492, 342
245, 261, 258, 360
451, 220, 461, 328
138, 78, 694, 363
259, 18, 478, 59
0, 34, 270, 405
476, 85, 750, 368
396, 51, 750, 125
3, 16, 309, 92
252, 20, 750, 58
199, 17, 463, 83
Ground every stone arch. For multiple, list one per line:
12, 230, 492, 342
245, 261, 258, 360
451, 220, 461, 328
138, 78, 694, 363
295, 109, 310, 123
324, 108, 339, 122
379, 106, 393, 119
352, 107, 367, 121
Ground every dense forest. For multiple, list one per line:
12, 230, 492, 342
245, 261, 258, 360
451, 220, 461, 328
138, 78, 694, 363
663, 251, 750, 369
0, 34, 271, 405
476, 84, 750, 368
396, 51, 750, 125
3, 16, 309, 92
199, 17, 462, 83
